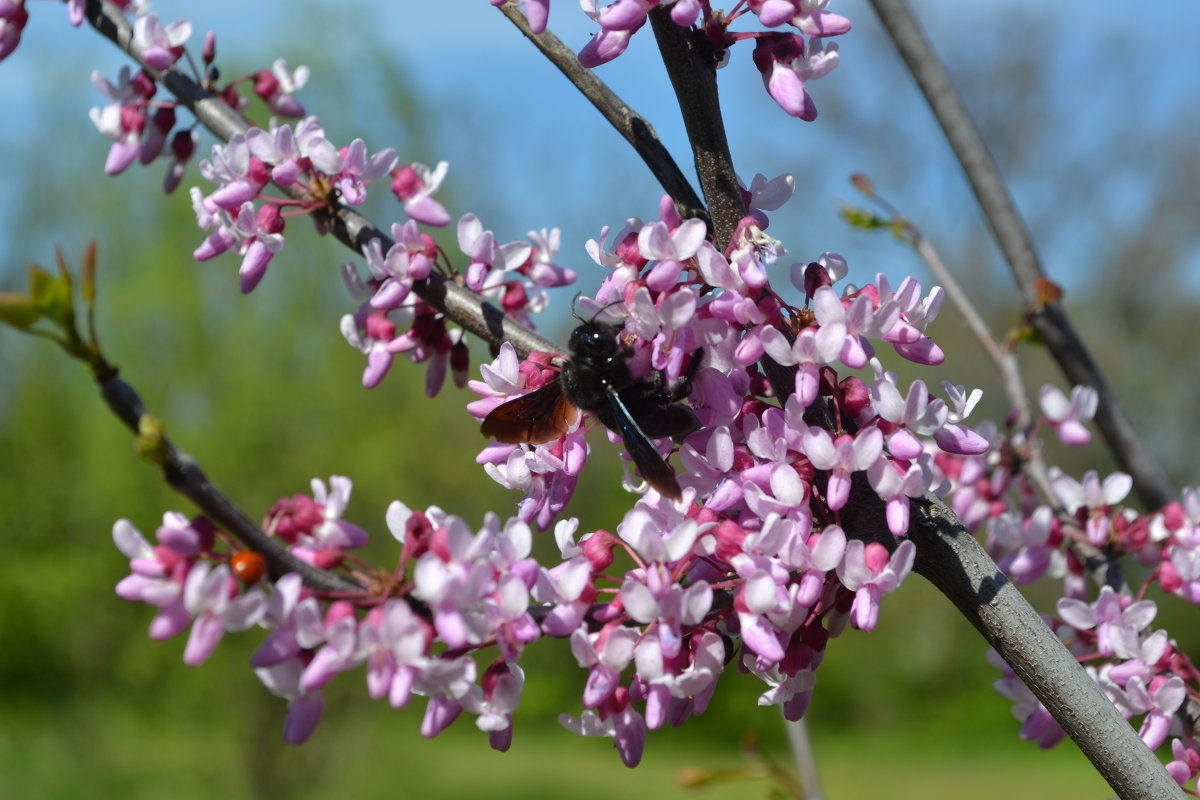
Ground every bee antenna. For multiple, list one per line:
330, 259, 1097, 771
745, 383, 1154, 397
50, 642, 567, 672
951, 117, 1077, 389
571, 293, 587, 324
571, 294, 627, 326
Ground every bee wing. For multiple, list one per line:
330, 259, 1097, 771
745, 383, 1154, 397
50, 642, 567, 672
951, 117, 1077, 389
605, 384, 683, 499
481, 381, 580, 445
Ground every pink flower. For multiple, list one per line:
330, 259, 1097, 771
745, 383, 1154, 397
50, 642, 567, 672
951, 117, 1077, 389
253, 59, 309, 117
1056, 586, 1156, 658
464, 661, 525, 751
731, 553, 790, 663
989, 507, 1058, 585
1040, 384, 1097, 446
866, 458, 929, 536
747, 1, 852, 36
876, 275, 945, 365
255, 659, 326, 744
88, 67, 146, 175
181, 562, 267, 665
113, 518, 191, 635
534, 557, 595, 636
809, 285, 890, 369
1164, 545, 1200, 603
596, 0, 648, 30
637, 217, 707, 263
933, 381, 989, 455
742, 172, 795, 214
198, 134, 267, 210
300, 601, 363, 691
621, 565, 712, 660
414, 655, 477, 738
1052, 470, 1133, 547
234, 202, 285, 293
390, 161, 451, 227
802, 425, 883, 510
246, 119, 339, 187
340, 308, 399, 388
836, 539, 915, 631
742, 653, 816, 717
559, 686, 646, 767
251, 573, 325, 668
520, 227, 576, 288
751, 33, 840, 121
1106, 675, 1187, 750
633, 629, 725, 730
760, 323, 845, 406
457, 214, 531, 293
1166, 738, 1200, 786
334, 138, 397, 206
132, 13, 191, 71
412, 516, 497, 647
307, 476, 369, 548
571, 624, 639, 708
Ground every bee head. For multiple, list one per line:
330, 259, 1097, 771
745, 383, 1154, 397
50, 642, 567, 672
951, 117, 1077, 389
568, 318, 622, 360
568, 295, 628, 360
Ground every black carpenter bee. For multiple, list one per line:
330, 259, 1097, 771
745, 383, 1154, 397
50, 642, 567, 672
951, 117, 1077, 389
481, 318, 702, 499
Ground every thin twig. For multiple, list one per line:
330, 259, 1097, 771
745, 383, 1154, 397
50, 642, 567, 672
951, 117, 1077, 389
497, 4, 710, 230
918, 227, 1127, 588
867, 0, 1173, 511
884, 203, 1124, 591
781, 716, 823, 800
99, 374, 362, 593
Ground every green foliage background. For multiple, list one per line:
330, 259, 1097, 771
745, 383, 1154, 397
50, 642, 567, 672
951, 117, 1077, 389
3, 4, 1198, 799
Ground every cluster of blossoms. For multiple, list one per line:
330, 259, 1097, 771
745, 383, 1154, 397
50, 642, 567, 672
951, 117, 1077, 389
75, 5, 455, 298
339, 214, 575, 396
81, 7, 314, 193
189, 115, 421, 293
492, 0, 850, 121
971, 467, 1200, 786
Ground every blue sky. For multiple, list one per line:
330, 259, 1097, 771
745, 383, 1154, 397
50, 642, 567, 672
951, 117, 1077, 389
3, 1, 1199, 301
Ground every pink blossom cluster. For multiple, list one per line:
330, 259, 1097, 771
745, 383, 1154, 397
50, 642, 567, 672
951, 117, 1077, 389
990, 582, 1200, 787
113, 465, 913, 765
934, 390, 1200, 785
451, 188, 1002, 759
470, 189, 986, 528
339, 215, 576, 394
497, 0, 851, 121
75, 6, 457, 296
460, 188, 1200, 774
74, 3, 330, 195
188, 116, 420, 293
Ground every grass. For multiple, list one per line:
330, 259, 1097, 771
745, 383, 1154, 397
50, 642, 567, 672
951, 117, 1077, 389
0, 694, 1115, 800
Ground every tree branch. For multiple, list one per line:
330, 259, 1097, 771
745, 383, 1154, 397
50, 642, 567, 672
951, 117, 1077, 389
647, 9, 746, 248
497, 4, 710, 230
867, 0, 1174, 511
